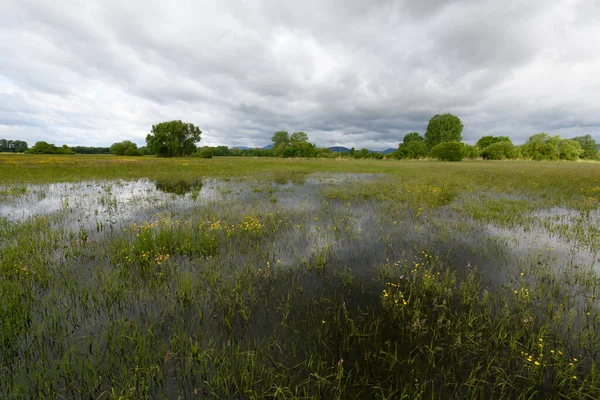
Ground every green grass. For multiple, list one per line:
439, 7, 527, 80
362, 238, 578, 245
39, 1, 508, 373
1, 155, 600, 398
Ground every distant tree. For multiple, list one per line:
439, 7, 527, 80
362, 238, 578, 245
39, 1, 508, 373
290, 131, 309, 144
557, 139, 584, 161
424, 114, 463, 149
271, 131, 289, 157
462, 144, 479, 159
476, 136, 511, 150
25, 141, 75, 155
110, 140, 143, 156
272, 131, 290, 147
71, 146, 111, 154
571, 135, 598, 159
430, 142, 464, 161
394, 141, 428, 159
0, 139, 28, 153
146, 120, 201, 157
403, 132, 424, 144
196, 147, 214, 158
212, 146, 231, 156
520, 133, 561, 161
481, 142, 517, 160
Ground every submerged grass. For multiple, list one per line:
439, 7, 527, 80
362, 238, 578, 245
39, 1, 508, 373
1, 155, 600, 398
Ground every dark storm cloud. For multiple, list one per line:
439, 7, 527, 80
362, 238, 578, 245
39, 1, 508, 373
0, 0, 599, 148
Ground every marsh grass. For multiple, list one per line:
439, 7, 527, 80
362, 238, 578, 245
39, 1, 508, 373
1, 156, 600, 398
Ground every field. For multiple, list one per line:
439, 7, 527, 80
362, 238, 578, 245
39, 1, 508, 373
1, 154, 600, 399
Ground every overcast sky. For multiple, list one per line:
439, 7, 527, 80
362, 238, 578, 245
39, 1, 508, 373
1, 0, 599, 149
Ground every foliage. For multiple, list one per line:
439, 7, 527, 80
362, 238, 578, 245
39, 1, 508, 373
146, 120, 202, 157
557, 139, 583, 161
476, 135, 511, 150
520, 133, 561, 161
71, 146, 111, 154
0, 139, 28, 153
462, 144, 479, 159
481, 142, 518, 160
424, 114, 463, 149
196, 147, 214, 158
403, 132, 423, 144
571, 135, 598, 159
110, 140, 143, 156
394, 141, 428, 159
429, 141, 464, 161
24, 141, 75, 155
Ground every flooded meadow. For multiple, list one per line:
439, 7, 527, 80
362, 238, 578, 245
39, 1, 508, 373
1, 157, 600, 398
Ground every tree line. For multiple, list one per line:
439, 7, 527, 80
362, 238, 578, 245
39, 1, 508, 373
2, 115, 598, 161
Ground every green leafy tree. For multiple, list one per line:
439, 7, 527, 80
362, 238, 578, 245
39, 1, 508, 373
25, 141, 75, 155
110, 140, 143, 156
271, 131, 289, 157
394, 141, 428, 159
571, 135, 598, 159
146, 120, 201, 157
557, 139, 583, 161
290, 131, 309, 145
0, 139, 28, 153
424, 114, 463, 149
520, 133, 561, 161
196, 147, 214, 158
462, 144, 479, 159
430, 142, 464, 161
403, 132, 423, 144
476, 136, 511, 150
481, 142, 517, 160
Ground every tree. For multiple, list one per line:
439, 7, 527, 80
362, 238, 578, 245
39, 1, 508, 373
271, 131, 289, 157
146, 120, 201, 157
25, 141, 75, 154
110, 140, 143, 156
290, 131, 309, 145
557, 139, 583, 161
476, 136, 511, 150
424, 114, 463, 149
0, 139, 28, 153
481, 142, 517, 160
520, 133, 561, 161
430, 142, 464, 161
394, 141, 428, 159
403, 132, 423, 144
571, 135, 598, 159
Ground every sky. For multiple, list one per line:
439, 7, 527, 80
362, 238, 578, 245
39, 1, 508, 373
1, 0, 599, 150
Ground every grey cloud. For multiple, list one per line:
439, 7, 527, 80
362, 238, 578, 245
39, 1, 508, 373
1, 0, 599, 149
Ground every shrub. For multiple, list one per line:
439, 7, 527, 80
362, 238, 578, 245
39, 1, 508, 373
462, 144, 479, 159
394, 141, 428, 159
196, 147, 214, 158
557, 139, 583, 161
481, 142, 517, 160
430, 142, 464, 161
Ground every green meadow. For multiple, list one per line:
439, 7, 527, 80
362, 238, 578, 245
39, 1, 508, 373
1, 154, 600, 399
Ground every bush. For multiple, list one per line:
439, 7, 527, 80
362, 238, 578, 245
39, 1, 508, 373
462, 144, 479, 159
557, 139, 583, 161
520, 133, 560, 161
196, 147, 214, 158
430, 142, 464, 161
394, 141, 428, 159
25, 141, 75, 155
110, 140, 143, 156
481, 142, 517, 160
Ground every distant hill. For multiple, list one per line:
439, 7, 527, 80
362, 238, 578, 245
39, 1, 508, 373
380, 148, 396, 155
328, 146, 351, 153
231, 146, 254, 150
261, 144, 274, 150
